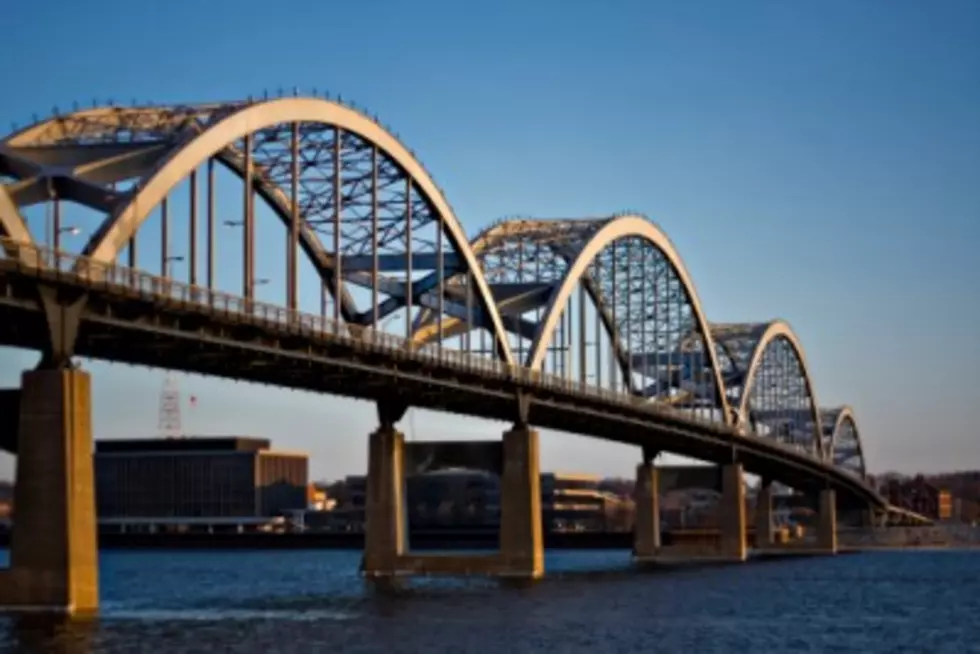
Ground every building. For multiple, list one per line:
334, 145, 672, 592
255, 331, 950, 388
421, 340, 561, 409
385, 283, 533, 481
329, 469, 629, 533
94, 437, 308, 533
541, 472, 624, 532
307, 484, 336, 512
880, 475, 953, 521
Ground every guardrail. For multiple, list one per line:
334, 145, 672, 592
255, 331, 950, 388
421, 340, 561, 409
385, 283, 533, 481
0, 238, 851, 475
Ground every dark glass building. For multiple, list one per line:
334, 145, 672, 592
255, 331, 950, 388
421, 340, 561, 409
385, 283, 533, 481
94, 437, 308, 531
332, 470, 622, 533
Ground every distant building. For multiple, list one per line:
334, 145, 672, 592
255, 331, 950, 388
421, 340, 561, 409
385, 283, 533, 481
307, 484, 335, 512
94, 437, 308, 533
330, 469, 629, 533
880, 476, 953, 521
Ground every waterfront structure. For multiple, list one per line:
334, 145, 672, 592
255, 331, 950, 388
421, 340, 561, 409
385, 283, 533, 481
94, 437, 308, 533
0, 95, 924, 614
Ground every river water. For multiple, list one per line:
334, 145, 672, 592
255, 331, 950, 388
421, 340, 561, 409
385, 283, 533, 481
0, 549, 978, 652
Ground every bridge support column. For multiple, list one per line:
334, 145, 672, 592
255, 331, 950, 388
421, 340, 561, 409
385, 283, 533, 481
498, 426, 544, 579
363, 426, 406, 576
754, 483, 774, 549
0, 368, 98, 615
719, 464, 747, 561
816, 489, 838, 554
361, 424, 542, 579
633, 462, 660, 561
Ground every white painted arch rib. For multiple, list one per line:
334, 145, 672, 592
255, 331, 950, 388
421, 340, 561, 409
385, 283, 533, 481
825, 405, 867, 477
736, 319, 825, 459
525, 214, 735, 426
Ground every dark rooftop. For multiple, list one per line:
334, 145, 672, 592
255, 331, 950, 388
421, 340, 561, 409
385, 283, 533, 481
95, 437, 271, 454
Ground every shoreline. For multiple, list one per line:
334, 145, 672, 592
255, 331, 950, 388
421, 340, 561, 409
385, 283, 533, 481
1, 529, 976, 552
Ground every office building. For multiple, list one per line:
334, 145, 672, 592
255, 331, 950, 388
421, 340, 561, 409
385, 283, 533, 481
94, 436, 308, 532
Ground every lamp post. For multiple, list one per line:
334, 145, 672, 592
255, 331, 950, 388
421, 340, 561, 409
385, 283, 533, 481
164, 255, 184, 278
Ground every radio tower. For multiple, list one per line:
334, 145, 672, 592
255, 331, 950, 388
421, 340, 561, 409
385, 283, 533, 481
158, 372, 183, 439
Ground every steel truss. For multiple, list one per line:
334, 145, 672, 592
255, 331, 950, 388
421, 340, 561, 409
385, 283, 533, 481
413, 214, 733, 425
704, 321, 824, 459
0, 97, 516, 365
821, 406, 867, 478
0, 96, 869, 481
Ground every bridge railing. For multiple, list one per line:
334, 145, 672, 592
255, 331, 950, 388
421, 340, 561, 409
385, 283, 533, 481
1, 239, 726, 429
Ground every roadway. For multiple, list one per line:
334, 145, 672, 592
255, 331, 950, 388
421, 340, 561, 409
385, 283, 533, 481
0, 244, 886, 511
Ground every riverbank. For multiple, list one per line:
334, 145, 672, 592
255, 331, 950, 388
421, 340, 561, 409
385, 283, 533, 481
0, 529, 637, 551
2, 527, 975, 551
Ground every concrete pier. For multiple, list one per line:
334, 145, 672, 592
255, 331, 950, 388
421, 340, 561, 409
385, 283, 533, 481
754, 483, 774, 548
755, 487, 839, 557
497, 427, 544, 578
634, 463, 747, 565
0, 369, 99, 615
817, 489, 838, 553
632, 462, 660, 561
719, 464, 748, 561
363, 426, 406, 576
362, 425, 544, 579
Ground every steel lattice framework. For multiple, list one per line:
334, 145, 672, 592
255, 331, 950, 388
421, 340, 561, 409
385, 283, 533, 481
0, 97, 516, 364
821, 406, 867, 478
706, 321, 824, 459
413, 215, 732, 424
0, 95, 869, 483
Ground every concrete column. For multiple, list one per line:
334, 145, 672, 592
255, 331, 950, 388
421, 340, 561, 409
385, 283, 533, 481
719, 463, 747, 561
755, 483, 774, 549
817, 489, 838, 553
0, 368, 99, 615
363, 426, 406, 576
498, 426, 543, 579
633, 462, 660, 560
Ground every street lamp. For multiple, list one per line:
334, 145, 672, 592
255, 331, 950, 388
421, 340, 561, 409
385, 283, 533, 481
165, 255, 184, 278
53, 224, 82, 253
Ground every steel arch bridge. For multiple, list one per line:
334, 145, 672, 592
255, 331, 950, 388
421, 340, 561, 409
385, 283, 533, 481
0, 95, 877, 502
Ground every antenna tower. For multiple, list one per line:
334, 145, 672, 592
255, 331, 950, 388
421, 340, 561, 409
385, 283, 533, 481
158, 372, 183, 439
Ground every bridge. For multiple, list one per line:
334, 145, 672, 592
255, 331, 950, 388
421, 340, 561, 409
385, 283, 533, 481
0, 95, 918, 615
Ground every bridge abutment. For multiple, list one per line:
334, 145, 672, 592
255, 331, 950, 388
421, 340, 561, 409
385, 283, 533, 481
362, 424, 543, 580
0, 368, 99, 616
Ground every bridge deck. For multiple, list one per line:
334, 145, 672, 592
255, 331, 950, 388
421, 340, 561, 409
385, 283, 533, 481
0, 247, 883, 509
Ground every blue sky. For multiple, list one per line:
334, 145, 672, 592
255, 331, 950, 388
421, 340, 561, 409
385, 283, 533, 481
0, 0, 977, 480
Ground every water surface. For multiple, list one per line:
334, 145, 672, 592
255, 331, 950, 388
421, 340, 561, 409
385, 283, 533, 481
1, 549, 978, 652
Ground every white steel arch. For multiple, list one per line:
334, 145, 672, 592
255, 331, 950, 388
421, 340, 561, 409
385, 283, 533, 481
716, 320, 824, 458
526, 214, 735, 425
822, 405, 867, 478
